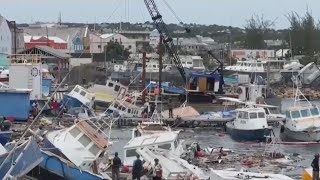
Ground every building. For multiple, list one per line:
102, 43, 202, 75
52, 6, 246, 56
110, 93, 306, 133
7, 21, 25, 54
0, 15, 12, 69
84, 33, 107, 54
149, 29, 160, 49
23, 26, 87, 53
118, 30, 151, 53
24, 35, 68, 50
231, 49, 275, 60
174, 35, 224, 55
100, 33, 136, 53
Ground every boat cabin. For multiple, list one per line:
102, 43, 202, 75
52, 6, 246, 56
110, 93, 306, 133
233, 108, 268, 130
187, 73, 223, 94
45, 120, 109, 171
132, 121, 170, 138
104, 99, 143, 118
123, 131, 183, 166
64, 85, 95, 108
285, 106, 320, 130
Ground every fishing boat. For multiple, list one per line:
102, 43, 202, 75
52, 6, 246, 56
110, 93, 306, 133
123, 131, 184, 166
225, 107, 271, 142
210, 169, 293, 180
62, 85, 95, 109
39, 118, 112, 179
102, 98, 143, 118
0, 137, 43, 179
280, 79, 320, 142
87, 79, 128, 106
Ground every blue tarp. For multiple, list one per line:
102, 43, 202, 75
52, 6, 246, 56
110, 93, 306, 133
0, 91, 30, 121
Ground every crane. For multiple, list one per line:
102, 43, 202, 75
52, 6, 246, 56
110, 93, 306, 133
144, 0, 187, 83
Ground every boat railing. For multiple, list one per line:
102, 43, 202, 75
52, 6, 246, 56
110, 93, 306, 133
9, 54, 42, 64
76, 116, 116, 140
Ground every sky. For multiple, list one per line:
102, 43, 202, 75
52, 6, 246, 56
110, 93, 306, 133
1, 0, 320, 29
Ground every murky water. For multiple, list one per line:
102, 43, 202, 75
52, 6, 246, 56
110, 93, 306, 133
108, 99, 320, 180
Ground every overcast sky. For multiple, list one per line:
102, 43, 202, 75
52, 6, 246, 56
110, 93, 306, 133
1, 0, 319, 29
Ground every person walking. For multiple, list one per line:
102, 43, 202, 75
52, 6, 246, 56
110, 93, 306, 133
312, 153, 320, 180
111, 152, 122, 180
152, 158, 162, 180
168, 98, 173, 118
132, 155, 143, 180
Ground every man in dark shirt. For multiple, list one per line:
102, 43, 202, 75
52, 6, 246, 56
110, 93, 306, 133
132, 154, 143, 180
311, 153, 319, 180
112, 152, 122, 180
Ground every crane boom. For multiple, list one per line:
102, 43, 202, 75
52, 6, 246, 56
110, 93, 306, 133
144, 0, 186, 83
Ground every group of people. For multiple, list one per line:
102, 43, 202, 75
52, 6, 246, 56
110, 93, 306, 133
112, 152, 163, 180
142, 98, 174, 119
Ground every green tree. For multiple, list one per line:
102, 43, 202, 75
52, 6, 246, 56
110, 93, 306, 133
104, 41, 130, 62
288, 11, 320, 56
244, 15, 274, 49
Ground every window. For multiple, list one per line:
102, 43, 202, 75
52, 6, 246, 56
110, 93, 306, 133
153, 65, 157, 68
114, 103, 119, 109
128, 45, 132, 49
258, 112, 265, 118
158, 143, 171, 150
80, 91, 86, 96
89, 144, 100, 156
286, 111, 291, 119
238, 112, 244, 119
291, 111, 301, 119
69, 127, 81, 138
98, 45, 101, 48
128, 109, 131, 113
243, 112, 249, 119
311, 108, 320, 116
300, 109, 310, 117
108, 83, 114, 87
114, 85, 120, 92
187, 62, 192, 64
79, 135, 91, 147
250, 113, 257, 119
74, 88, 80, 93
126, 149, 138, 157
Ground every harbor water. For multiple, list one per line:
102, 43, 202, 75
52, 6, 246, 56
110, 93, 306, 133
108, 98, 320, 180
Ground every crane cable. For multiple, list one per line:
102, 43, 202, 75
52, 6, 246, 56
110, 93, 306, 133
162, 0, 183, 24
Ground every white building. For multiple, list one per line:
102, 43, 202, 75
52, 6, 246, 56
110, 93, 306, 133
149, 29, 160, 48
231, 49, 275, 60
0, 15, 12, 69
100, 33, 136, 53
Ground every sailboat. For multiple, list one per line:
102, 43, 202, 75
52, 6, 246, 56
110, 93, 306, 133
280, 76, 320, 142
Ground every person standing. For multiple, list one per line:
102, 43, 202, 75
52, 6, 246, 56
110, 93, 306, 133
168, 98, 173, 118
51, 100, 59, 116
132, 155, 143, 180
311, 154, 320, 180
152, 158, 162, 180
112, 152, 122, 180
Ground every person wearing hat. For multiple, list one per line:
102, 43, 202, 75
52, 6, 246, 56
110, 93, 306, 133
152, 158, 162, 180
311, 153, 320, 180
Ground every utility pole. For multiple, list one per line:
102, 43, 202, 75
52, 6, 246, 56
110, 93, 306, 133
158, 35, 164, 95
10, 21, 17, 56
142, 52, 147, 104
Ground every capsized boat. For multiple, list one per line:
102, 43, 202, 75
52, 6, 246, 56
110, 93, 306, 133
62, 85, 95, 109
137, 147, 210, 180
210, 168, 294, 180
0, 137, 43, 179
39, 118, 112, 179
123, 131, 184, 166
225, 107, 271, 142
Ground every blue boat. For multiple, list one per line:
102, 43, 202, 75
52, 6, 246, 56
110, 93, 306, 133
146, 81, 186, 95
0, 137, 43, 179
62, 85, 95, 109
0, 131, 12, 146
40, 150, 107, 180
226, 107, 271, 142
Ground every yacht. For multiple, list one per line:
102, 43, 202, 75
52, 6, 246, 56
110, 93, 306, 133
225, 107, 271, 142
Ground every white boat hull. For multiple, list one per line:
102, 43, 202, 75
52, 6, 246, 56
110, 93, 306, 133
281, 127, 320, 142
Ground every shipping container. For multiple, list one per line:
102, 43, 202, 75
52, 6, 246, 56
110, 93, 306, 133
0, 89, 31, 121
